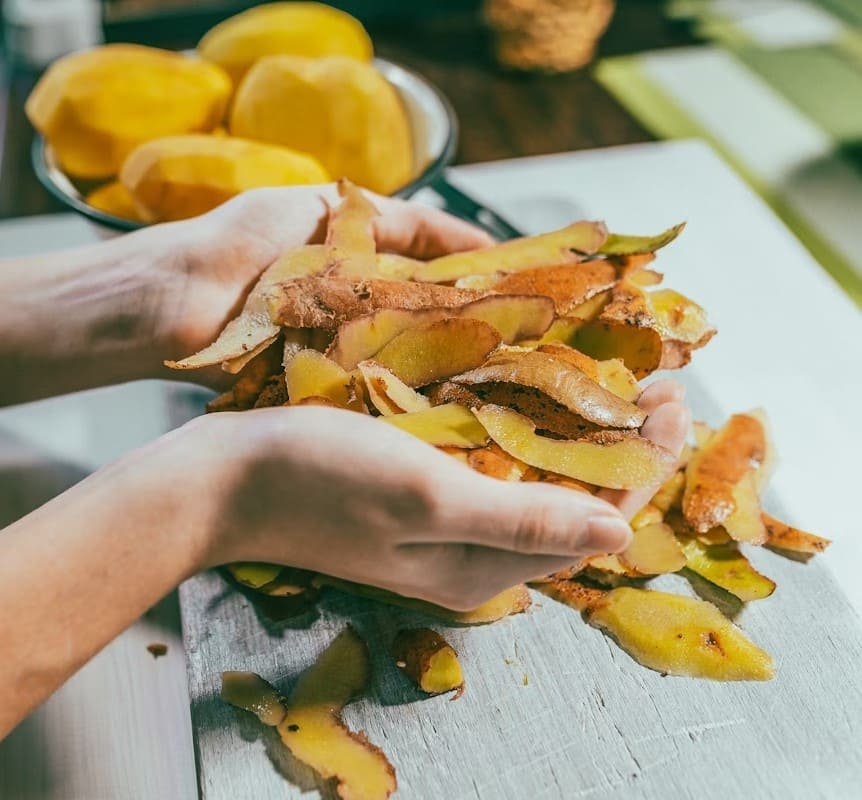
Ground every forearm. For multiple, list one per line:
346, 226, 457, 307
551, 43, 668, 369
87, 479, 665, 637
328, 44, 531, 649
0, 226, 188, 405
0, 433, 209, 738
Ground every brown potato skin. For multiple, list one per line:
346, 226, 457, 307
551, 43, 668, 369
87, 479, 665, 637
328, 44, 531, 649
493, 262, 617, 314
391, 628, 464, 695
267, 277, 487, 330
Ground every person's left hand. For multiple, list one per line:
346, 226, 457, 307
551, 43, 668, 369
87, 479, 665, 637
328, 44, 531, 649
146, 184, 493, 381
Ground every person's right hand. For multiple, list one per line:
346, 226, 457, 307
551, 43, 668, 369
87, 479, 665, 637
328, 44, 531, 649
161, 385, 687, 610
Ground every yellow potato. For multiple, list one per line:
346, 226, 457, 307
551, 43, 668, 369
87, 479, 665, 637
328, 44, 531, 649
85, 181, 145, 223
391, 629, 464, 696
221, 671, 285, 726
357, 361, 431, 415
199, 2, 373, 86
121, 134, 329, 222
231, 55, 411, 194
27, 44, 231, 179
383, 404, 489, 449
284, 349, 365, 411
679, 538, 776, 602
619, 522, 686, 575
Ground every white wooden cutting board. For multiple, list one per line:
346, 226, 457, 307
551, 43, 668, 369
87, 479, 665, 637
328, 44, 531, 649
181, 141, 862, 799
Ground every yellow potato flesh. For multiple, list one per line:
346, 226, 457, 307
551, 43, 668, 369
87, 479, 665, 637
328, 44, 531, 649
85, 181, 144, 222
226, 562, 284, 589
629, 503, 664, 530
312, 576, 531, 625
474, 405, 675, 490
569, 319, 663, 379
231, 55, 411, 195
326, 296, 553, 370
278, 628, 396, 800
167, 245, 328, 369
285, 349, 364, 411
651, 470, 685, 514
680, 538, 776, 602
198, 1, 373, 85
454, 349, 644, 428
27, 44, 231, 179
373, 319, 501, 387
357, 361, 430, 415
412, 221, 608, 283
620, 522, 686, 575
383, 404, 489, 449
598, 223, 685, 255
221, 671, 286, 726
723, 473, 768, 545
121, 134, 329, 222
327, 181, 379, 277
392, 628, 464, 695
589, 587, 774, 680
763, 513, 831, 555
647, 288, 714, 345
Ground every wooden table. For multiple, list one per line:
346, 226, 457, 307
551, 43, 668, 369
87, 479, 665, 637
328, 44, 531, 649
0, 1, 698, 219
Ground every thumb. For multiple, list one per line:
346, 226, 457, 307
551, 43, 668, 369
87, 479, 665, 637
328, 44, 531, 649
437, 474, 632, 557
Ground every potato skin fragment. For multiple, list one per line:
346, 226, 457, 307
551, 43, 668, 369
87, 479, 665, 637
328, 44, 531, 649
493, 261, 617, 315
683, 412, 768, 536
679, 538, 776, 602
391, 628, 465, 696
598, 223, 685, 256
382, 403, 489, 449
451, 349, 645, 428
221, 671, 286, 727
278, 627, 397, 800
763, 513, 831, 555
412, 220, 608, 283
266, 276, 486, 331
474, 404, 675, 490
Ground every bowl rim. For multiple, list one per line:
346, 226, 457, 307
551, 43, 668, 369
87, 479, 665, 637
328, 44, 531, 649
31, 56, 459, 232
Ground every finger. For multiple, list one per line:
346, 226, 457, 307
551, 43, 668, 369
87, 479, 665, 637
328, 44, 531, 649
638, 379, 685, 414
393, 543, 582, 611
598, 400, 691, 519
370, 197, 496, 258
426, 472, 632, 557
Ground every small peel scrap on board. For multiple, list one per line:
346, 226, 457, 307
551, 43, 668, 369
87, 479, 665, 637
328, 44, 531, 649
222, 628, 397, 800
167, 181, 831, 792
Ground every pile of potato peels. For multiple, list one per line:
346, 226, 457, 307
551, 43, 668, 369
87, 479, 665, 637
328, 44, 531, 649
172, 181, 830, 800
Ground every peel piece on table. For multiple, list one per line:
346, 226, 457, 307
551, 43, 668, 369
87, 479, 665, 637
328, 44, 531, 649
267, 276, 486, 331
358, 361, 430, 415
598, 223, 685, 256
683, 411, 771, 543
588, 586, 774, 680
412, 221, 608, 283
120, 134, 329, 222
619, 522, 686, 576
474, 405, 675, 490
383, 403, 489, 448
452, 350, 645, 428
326, 295, 554, 370
762, 513, 831, 555
391, 628, 465, 696
540, 580, 773, 680
26, 44, 231, 179
325, 180, 379, 277
373, 319, 501, 387
285, 349, 366, 411
277, 627, 397, 800
221, 671, 286, 726
166, 245, 329, 369
679, 538, 776, 602
198, 2, 373, 86
493, 262, 618, 314
312, 575, 531, 625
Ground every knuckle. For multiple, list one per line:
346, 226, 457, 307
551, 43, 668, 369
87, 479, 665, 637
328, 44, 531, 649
511, 505, 553, 554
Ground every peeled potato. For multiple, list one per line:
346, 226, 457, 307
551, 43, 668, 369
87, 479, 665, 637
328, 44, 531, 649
85, 181, 145, 223
198, 2, 373, 86
231, 55, 412, 195
26, 44, 231, 180
120, 134, 329, 222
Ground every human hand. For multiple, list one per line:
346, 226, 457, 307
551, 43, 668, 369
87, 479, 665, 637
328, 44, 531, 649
168, 385, 687, 610
153, 184, 493, 381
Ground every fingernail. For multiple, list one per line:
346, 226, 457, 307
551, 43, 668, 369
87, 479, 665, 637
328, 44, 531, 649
586, 516, 632, 552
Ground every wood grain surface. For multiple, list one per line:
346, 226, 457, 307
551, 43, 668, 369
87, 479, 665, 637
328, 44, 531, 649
181, 379, 862, 800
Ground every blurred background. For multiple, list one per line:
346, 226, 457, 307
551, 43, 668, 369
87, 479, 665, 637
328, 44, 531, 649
1, 0, 860, 302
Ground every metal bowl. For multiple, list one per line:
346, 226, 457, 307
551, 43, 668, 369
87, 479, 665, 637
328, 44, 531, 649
32, 57, 458, 233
